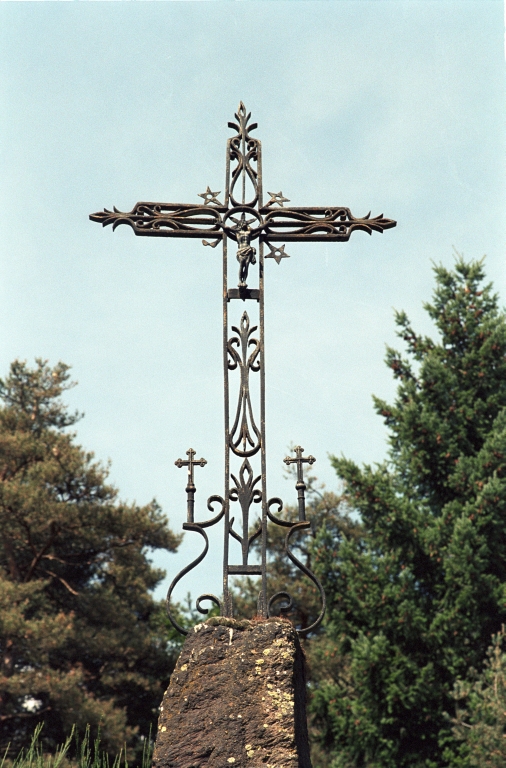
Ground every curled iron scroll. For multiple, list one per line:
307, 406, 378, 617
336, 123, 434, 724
266, 498, 326, 636
268, 591, 293, 617
228, 103, 260, 209
166, 495, 225, 635
196, 593, 222, 615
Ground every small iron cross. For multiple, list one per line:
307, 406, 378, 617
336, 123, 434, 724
175, 448, 207, 523
284, 446, 316, 521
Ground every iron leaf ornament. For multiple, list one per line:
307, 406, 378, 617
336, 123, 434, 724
90, 103, 396, 636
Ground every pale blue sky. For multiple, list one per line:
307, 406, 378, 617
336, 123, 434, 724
0, 1, 504, 602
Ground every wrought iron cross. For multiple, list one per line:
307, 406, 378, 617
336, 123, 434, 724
90, 103, 396, 635
284, 446, 316, 522
174, 449, 207, 523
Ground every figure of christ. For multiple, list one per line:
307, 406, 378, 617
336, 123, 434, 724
235, 218, 257, 287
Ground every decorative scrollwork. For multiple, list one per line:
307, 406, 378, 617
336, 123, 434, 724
229, 459, 262, 565
166, 495, 225, 636
90, 202, 225, 238
268, 591, 293, 616
228, 312, 261, 457
266, 498, 326, 636
196, 593, 222, 615
228, 102, 260, 209
266, 496, 289, 526
261, 206, 396, 242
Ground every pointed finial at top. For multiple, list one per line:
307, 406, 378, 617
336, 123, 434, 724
228, 102, 257, 140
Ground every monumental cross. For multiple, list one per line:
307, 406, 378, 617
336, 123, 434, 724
90, 103, 396, 638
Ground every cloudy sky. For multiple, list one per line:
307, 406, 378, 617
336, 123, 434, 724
1, 0, 504, 604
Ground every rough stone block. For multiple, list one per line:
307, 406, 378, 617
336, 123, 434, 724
152, 617, 311, 768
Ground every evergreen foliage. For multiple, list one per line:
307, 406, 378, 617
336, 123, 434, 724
310, 259, 506, 767
452, 625, 506, 767
0, 361, 182, 759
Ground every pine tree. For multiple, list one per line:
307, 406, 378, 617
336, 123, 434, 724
452, 625, 506, 767
0, 360, 182, 758
310, 259, 506, 767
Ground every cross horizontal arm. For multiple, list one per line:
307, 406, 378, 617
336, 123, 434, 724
260, 206, 396, 242
90, 200, 396, 245
89, 202, 226, 238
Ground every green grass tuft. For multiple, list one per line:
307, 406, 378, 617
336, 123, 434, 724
0, 725, 152, 768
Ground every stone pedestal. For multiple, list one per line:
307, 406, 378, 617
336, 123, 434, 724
152, 617, 312, 768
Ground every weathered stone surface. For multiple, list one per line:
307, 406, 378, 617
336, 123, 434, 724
152, 617, 311, 768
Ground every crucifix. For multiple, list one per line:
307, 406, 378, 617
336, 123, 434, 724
90, 103, 396, 636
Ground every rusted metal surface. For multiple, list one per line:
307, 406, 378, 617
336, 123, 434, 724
90, 104, 396, 637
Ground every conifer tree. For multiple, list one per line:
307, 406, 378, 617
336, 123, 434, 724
452, 625, 506, 767
0, 360, 182, 758
310, 259, 506, 767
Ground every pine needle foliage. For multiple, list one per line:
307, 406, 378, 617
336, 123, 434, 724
452, 626, 506, 767
0, 360, 182, 759
310, 259, 506, 767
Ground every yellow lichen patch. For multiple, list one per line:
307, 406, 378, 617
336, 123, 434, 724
247, 750, 255, 758
227, 758, 236, 764
263, 648, 271, 655
245, 744, 252, 750
161, 726, 167, 732
255, 658, 264, 665
180, 664, 188, 671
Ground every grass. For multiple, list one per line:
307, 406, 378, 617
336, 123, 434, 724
0, 726, 153, 768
